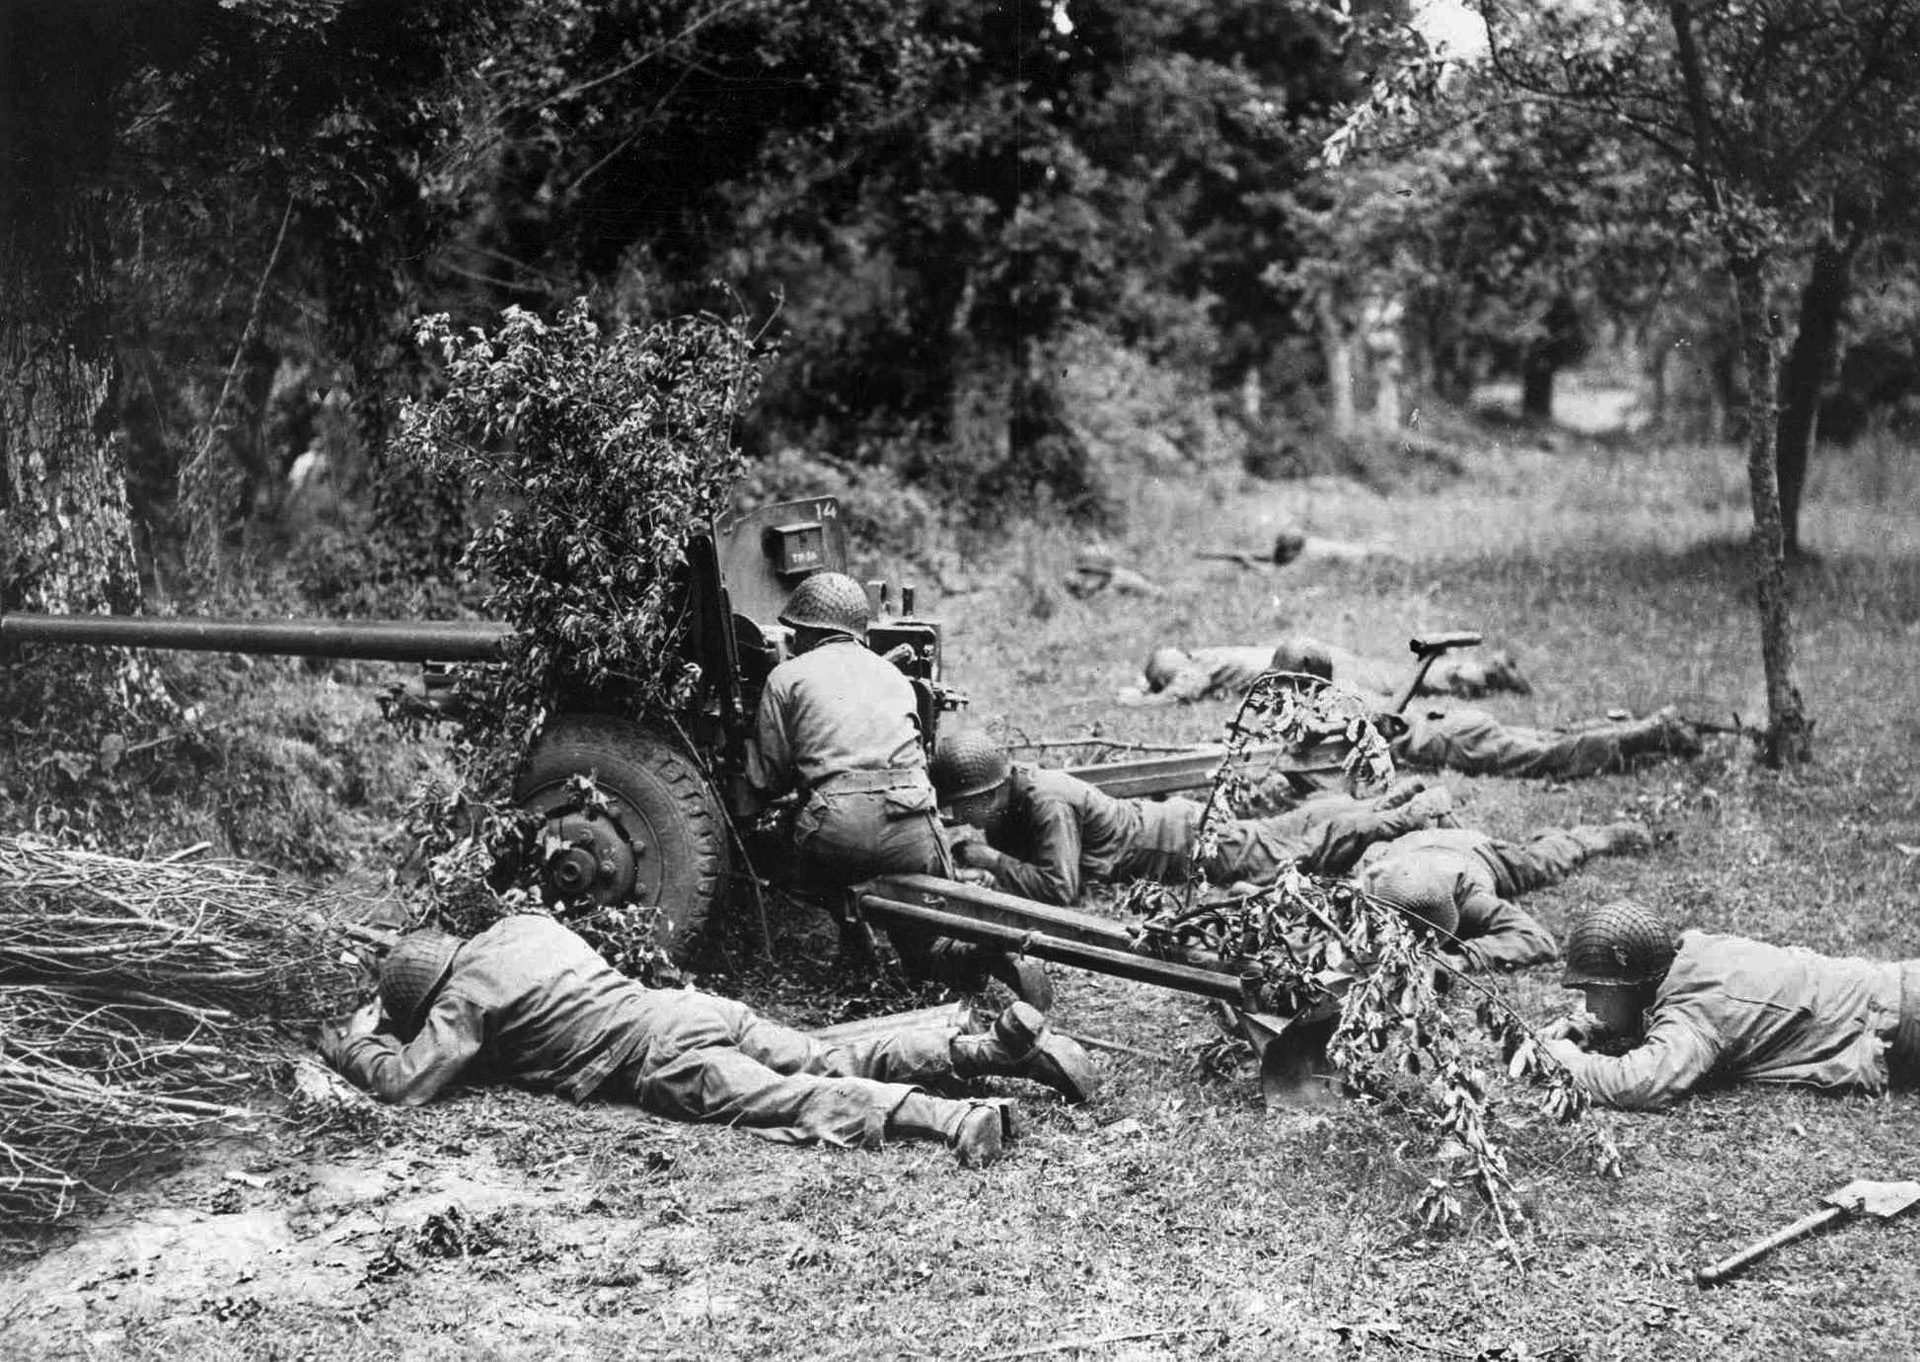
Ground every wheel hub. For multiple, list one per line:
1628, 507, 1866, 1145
543, 809, 646, 905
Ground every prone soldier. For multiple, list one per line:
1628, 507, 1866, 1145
1540, 901, 1920, 1110
928, 730, 1455, 907
1357, 823, 1652, 973
321, 915, 1097, 1167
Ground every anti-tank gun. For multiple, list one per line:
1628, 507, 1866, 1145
0, 496, 963, 958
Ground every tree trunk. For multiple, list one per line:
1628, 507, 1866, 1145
1317, 292, 1358, 440
1775, 239, 1854, 558
1520, 356, 1555, 423
0, 318, 140, 616
1730, 257, 1813, 765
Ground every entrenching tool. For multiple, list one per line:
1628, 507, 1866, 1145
1389, 631, 1483, 714
1695, 1179, 1920, 1286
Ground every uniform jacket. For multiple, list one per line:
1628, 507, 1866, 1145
1364, 828, 1558, 972
746, 636, 928, 797
1154, 646, 1273, 703
323, 915, 661, 1107
986, 766, 1194, 904
1559, 932, 1906, 1109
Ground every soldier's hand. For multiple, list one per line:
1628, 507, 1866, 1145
1538, 1013, 1592, 1047
343, 999, 384, 1042
954, 868, 998, 888
1540, 1037, 1585, 1069
953, 839, 999, 871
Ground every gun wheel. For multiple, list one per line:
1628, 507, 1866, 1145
513, 715, 728, 960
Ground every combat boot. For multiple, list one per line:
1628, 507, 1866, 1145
951, 1002, 1098, 1104
983, 953, 1054, 1013
1599, 820, 1653, 854
886, 1092, 1022, 1168
1404, 786, 1457, 828
1620, 706, 1702, 760
1370, 777, 1429, 812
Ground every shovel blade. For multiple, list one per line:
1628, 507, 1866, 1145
1237, 1008, 1344, 1108
1824, 1179, 1920, 1219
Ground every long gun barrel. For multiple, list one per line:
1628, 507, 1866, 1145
0, 612, 512, 664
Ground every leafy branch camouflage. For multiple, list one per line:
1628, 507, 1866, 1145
1125, 667, 1617, 1250
383, 300, 762, 962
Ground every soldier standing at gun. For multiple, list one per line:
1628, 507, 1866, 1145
742, 571, 1050, 1007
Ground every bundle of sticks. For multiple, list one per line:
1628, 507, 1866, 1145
0, 837, 362, 1228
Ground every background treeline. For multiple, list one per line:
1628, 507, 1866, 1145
5, 0, 1920, 614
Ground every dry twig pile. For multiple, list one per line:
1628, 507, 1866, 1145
0, 837, 360, 1229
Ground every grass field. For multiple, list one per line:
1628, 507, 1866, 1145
5, 405, 1920, 1361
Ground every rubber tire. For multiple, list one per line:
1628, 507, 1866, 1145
513, 715, 728, 960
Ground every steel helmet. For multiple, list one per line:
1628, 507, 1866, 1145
1361, 860, 1461, 937
1562, 900, 1676, 988
1267, 636, 1334, 685
778, 571, 871, 640
931, 731, 1012, 804
1144, 647, 1190, 692
379, 928, 464, 1037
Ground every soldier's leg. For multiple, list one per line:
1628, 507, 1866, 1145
1213, 787, 1456, 881
1401, 709, 1627, 779
1481, 823, 1648, 897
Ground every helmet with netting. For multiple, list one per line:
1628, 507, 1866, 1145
1361, 859, 1461, 937
931, 731, 1012, 804
1144, 647, 1190, 692
779, 571, 871, 639
1267, 635, 1334, 685
379, 928, 464, 1037
1562, 900, 1676, 988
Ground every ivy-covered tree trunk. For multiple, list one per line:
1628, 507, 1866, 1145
1775, 237, 1855, 559
1730, 257, 1813, 765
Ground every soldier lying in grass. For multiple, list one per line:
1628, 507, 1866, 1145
320, 914, 1097, 1168
1123, 637, 1531, 706
1120, 642, 1700, 781
1356, 823, 1652, 973
927, 731, 1455, 906
1538, 901, 1920, 1110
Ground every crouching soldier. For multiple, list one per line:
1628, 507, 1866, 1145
928, 731, 1453, 907
320, 915, 1098, 1167
1357, 823, 1651, 972
743, 570, 1048, 1007
1539, 901, 1920, 1110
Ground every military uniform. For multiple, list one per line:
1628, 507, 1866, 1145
747, 635, 948, 881
1391, 705, 1695, 779
748, 635, 1030, 993
1137, 645, 1274, 704
1267, 635, 1529, 701
1358, 825, 1639, 972
323, 916, 966, 1147
1554, 933, 1920, 1110
969, 766, 1444, 906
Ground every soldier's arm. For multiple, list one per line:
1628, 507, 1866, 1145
978, 799, 1085, 905
321, 989, 488, 1107
1161, 664, 1220, 704
1542, 1016, 1721, 1110
744, 681, 793, 800
1443, 887, 1559, 972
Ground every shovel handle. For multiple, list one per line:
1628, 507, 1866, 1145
1696, 1204, 1848, 1286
